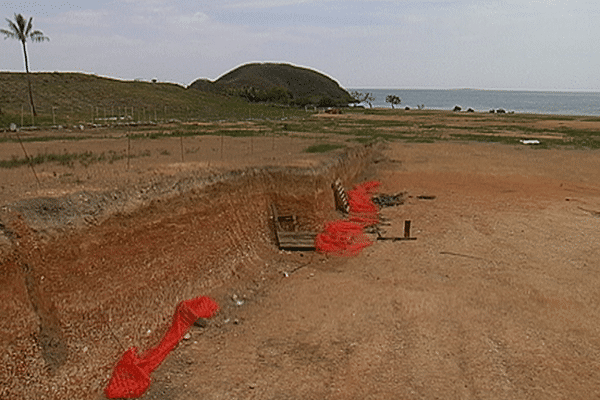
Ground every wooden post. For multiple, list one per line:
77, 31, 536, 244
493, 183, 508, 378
15, 131, 40, 187
91, 106, 94, 125
220, 134, 224, 160
21, 105, 24, 127
404, 220, 412, 238
126, 133, 131, 170
180, 136, 184, 162
30, 104, 34, 126
154, 108, 157, 122
52, 106, 56, 126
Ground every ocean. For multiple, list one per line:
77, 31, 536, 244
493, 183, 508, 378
348, 89, 600, 117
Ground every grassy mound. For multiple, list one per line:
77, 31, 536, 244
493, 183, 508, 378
189, 63, 354, 107
0, 72, 306, 127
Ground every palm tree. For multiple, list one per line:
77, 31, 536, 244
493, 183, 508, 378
1, 14, 49, 116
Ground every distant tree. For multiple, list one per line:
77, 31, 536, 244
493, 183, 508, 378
364, 93, 375, 108
317, 96, 336, 108
265, 86, 291, 104
385, 95, 401, 109
1, 14, 49, 117
237, 86, 262, 102
350, 91, 375, 108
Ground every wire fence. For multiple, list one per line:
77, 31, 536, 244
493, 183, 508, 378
1, 100, 319, 132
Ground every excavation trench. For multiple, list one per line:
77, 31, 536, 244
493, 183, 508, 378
0, 143, 381, 399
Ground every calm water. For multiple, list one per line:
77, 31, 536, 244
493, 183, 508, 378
349, 89, 600, 116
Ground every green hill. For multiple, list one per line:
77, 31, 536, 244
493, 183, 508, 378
189, 63, 353, 107
0, 72, 304, 127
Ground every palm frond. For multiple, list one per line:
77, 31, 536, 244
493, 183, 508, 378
4, 16, 25, 42
14, 14, 26, 31
5, 19, 18, 33
25, 16, 33, 36
30, 30, 49, 42
4, 14, 48, 43
0, 28, 16, 39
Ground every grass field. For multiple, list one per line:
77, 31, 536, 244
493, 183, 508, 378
0, 71, 309, 127
2, 72, 600, 172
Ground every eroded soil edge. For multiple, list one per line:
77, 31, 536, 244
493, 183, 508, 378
0, 143, 381, 400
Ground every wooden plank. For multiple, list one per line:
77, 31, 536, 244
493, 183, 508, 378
278, 237, 316, 244
271, 204, 282, 231
332, 178, 350, 213
278, 234, 317, 243
278, 241, 316, 250
271, 203, 317, 250
278, 232, 316, 238
279, 242, 316, 247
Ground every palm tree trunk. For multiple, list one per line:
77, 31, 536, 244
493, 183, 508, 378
21, 41, 37, 117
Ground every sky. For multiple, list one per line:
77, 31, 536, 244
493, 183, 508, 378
0, 0, 598, 91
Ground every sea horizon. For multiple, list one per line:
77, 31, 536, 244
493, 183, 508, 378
348, 88, 600, 116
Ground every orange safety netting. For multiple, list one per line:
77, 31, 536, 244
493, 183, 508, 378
316, 181, 380, 256
315, 220, 371, 257
105, 296, 219, 399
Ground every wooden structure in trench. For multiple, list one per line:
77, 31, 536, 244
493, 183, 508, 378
271, 178, 415, 251
271, 204, 317, 251
271, 179, 351, 251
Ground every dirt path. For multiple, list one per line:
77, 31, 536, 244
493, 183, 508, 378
146, 142, 600, 399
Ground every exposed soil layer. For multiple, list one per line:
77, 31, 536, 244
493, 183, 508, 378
1, 115, 600, 399
158, 142, 600, 400
0, 142, 379, 400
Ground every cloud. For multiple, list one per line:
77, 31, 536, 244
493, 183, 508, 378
0, 2, 82, 18
50, 10, 110, 27
178, 12, 210, 28
2, 0, 600, 90
219, 0, 460, 8
219, 0, 321, 9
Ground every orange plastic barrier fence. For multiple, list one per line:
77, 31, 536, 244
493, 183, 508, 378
316, 181, 380, 256
105, 296, 219, 399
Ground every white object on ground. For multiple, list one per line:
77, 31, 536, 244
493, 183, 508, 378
520, 139, 540, 145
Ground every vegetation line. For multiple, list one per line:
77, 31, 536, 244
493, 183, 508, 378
0, 150, 149, 169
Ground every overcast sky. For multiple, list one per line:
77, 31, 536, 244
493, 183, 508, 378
0, 1, 597, 91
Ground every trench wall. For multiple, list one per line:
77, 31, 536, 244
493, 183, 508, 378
0, 142, 383, 400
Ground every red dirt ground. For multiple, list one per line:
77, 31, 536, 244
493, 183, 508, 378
2, 130, 600, 399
